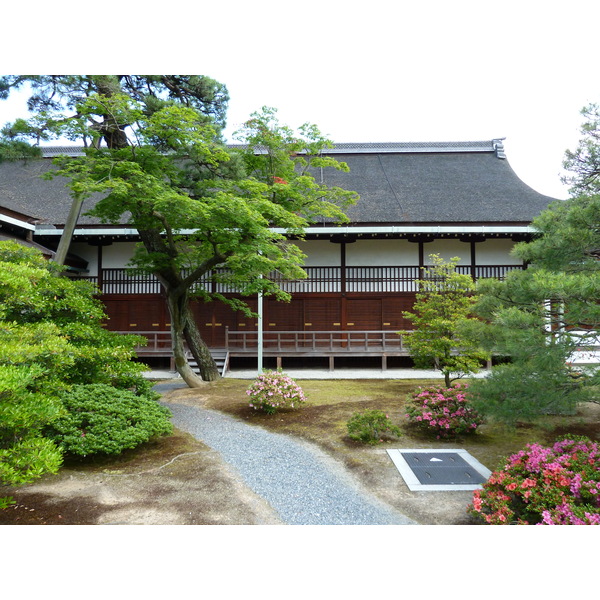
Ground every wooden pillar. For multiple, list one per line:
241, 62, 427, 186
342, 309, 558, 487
340, 241, 347, 295
330, 235, 354, 346
463, 235, 485, 281
97, 244, 103, 290
89, 239, 112, 291
340, 242, 347, 343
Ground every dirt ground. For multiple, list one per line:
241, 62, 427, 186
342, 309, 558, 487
2, 378, 598, 526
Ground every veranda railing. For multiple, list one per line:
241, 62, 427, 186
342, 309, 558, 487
224, 329, 410, 353
122, 329, 412, 355
83, 264, 524, 294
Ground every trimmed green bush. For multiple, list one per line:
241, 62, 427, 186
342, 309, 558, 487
0, 240, 156, 496
46, 384, 172, 457
346, 409, 402, 444
0, 364, 63, 504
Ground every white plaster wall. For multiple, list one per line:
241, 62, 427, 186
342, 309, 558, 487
292, 240, 341, 266
346, 239, 419, 265
72, 236, 521, 279
70, 243, 99, 275
475, 239, 522, 265
101, 242, 137, 268
424, 239, 471, 264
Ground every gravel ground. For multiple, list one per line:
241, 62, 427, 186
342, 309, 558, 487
159, 382, 416, 525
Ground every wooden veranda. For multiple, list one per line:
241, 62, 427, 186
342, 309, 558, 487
129, 329, 415, 373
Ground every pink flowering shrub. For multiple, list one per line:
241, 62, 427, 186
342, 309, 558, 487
468, 437, 600, 525
246, 370, 307, 415
404, 383, 484, 439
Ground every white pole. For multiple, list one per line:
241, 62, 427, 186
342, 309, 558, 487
257, 285, 263, 375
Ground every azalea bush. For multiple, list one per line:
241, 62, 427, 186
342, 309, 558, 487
346, 410, 402, 444
404, 383, 484, 438
247, 370, 307, 414
468, 437, 600, 525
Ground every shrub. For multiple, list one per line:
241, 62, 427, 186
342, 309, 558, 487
405, 382, 484, 438
0, 240, 148, 392
246, 370, 307, 414
45, 384, 172, 457
468, 437, 600, 525
346, 410, 402, 444
0, 364, 63, 495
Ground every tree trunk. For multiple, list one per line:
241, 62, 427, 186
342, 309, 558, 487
164, 288, 220, 385
182, 302, 220, 382
53, 196, 84, 267
136, 227, 221, 386
170, 319, 206, 388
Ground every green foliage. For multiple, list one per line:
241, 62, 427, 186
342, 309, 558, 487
0, 139, 41, 162
462, 121, 600, 423
45, 384, 172, 457
0, 75, 230, 141
246, 370, 307, 414
467, 193, 600, 423
468, 340, 582, 424
234, 107, 356, 224
562, 103, 600, 195
515, 194, 600, 275
346, 410, 402, 444
56, 104, 356, 306
404, 383, 484, 439
0, 496, 16, 509
0, 241, 151, 493
0, 240, 148, 390
1, 76, 358, 383
0, 365, 63, 487
402, 254, 489, 386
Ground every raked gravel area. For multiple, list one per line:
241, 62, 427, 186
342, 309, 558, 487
156, 382, 416, 525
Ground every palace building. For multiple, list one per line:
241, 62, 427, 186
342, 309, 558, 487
0, 140, 558, 373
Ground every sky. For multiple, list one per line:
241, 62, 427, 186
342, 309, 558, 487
1, 0, 599, 202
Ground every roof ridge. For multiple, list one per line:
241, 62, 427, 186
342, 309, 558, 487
327, 140, 506, 157
37, 139, 507, 158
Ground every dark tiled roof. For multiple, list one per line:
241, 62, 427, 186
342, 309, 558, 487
0, 157, 106, 226
0, 232, 56, 258
0, 141, 557, 228
321, 148, 555, 224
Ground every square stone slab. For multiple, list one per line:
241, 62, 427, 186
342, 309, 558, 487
387, 449, 492, 491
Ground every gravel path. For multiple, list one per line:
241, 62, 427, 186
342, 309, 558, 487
157, 384, 415, 525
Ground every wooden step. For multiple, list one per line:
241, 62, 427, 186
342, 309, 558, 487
186, 349, 229, 376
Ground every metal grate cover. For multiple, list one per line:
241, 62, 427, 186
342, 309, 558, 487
400, 452, 487, 485
387, 449, 491, 491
